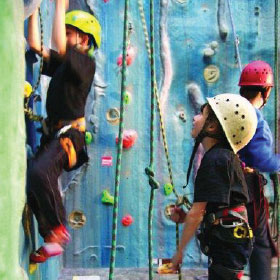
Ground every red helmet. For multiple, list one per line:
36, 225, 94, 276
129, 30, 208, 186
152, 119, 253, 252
238, 60, 274, 87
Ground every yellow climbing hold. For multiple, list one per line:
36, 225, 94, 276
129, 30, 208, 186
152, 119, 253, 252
24, 81, 33, 98
29, 263, 38, 274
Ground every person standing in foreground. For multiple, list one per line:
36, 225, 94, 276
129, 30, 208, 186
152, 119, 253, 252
27, 0, 101, 263
238, 61, 279, 280
172, 94, 257, 279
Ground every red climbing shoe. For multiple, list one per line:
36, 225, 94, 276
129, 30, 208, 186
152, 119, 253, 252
30, 243, 63, 263
44, 225, 71, 245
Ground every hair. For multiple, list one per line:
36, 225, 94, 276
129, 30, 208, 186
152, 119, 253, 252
66, 24, 96, 48
240, 85, 270, 100
200, 103, 231, 148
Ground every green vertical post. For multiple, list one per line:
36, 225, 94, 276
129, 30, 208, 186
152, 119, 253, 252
0, 1, 26, 279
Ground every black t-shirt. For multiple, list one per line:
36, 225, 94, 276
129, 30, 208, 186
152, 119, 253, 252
42, 47, 96, 123
194, 143, 249, 214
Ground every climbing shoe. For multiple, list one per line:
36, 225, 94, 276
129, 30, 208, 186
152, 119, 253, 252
29, 243, 63, 263
44, 224, 71, 245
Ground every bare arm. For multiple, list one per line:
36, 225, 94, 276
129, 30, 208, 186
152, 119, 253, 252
172, 202, 207, 269
28, 9, 50, 59
52, 0, 68, 55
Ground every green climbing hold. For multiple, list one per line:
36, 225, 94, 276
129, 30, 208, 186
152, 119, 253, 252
85, 131, 93, 145
101, 190, 114, 205
123, 91, 131, 105
164, 183, 173, 196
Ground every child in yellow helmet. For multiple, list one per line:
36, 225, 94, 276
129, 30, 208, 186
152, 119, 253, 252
172, 94, 257, 279
27, 0, 101, 263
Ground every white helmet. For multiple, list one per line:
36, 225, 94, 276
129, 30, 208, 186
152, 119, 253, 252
207, 93, 257, 153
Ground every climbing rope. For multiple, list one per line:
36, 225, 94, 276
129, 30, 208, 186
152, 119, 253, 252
138, 1, 185, 279
146, 0, 158, 279
24, 7, 44, 122
137, 0, 187, 203
108, 0, 130, 279
226, 0, 242, 72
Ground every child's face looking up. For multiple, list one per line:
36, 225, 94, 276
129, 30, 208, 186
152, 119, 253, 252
191, 104, 209, 138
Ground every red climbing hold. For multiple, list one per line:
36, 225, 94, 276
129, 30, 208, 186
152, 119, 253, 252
122, 214, 134, 226
117, 46, 137, 67
116, 129, 138, 149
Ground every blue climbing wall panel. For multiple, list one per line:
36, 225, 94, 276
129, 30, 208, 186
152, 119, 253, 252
22, 0, 279, 277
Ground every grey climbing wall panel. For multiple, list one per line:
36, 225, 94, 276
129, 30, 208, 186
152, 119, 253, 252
23, 0, 279, 276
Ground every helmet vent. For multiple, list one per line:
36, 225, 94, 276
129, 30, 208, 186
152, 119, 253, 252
241, 115, 245, 119
235, 111, 239, 115
241, 126, 244, 131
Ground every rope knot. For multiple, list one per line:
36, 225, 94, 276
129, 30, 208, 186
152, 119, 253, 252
145, 167, 160, 190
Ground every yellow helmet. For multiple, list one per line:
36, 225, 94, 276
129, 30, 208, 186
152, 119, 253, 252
65, 10, 101, 49
207, 93, 257, 153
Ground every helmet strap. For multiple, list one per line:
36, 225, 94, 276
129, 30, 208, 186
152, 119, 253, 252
184, 120, 228, 188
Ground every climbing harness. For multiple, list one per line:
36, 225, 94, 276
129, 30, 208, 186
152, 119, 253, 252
24, 7, 44, 122
226, 0, 242, 72
210, 263, 244, 280
108, 0, 130, 279
197, 205, 253, 257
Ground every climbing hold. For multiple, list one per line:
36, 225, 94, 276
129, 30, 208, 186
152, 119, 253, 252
68, 210, 87, 229
164, 204, 187, 223
203, 47, 215, 57
106, 108, 120, 125
116, 129, 138, 149
101, 190, 114, 205
24, 81, 33, 98
157, 262, 177, 274
85, 131, 93, 145
29, 263, 38, 274
203, 65, 220, 83
117, 46, 137, 67
187, 83, 205, 114
254, 6, 260, 16
101, 156, 113, 166
217, 0, 229, 40
164, 183, 174, 196
123, 91, 131, 105
178, 111, 186, 123
210, 41, 219, 50
121, 214, 134, 226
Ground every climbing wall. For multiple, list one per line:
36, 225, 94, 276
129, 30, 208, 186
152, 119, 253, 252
23, 0, 279, 277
